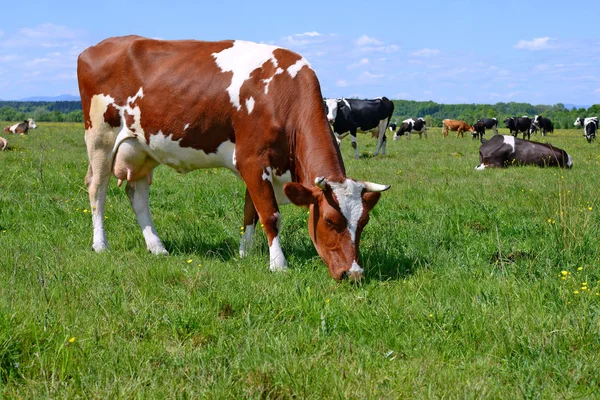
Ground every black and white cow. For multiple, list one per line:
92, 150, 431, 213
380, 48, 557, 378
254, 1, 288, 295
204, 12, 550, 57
532, 115, 554, 136
504, 116, 532, 140
325, 97, 394, 159
391, 117, 427, 140
476, 135, 572, 169
574, 117, 599, 143
475, 118, 498, 136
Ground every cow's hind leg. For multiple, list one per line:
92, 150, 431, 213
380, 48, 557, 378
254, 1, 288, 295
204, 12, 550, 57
239, 188, 259, 257
85, 126, 117, 252
125, 178, 167, 255
373, 118, 388, 156
114, 138, 165, 254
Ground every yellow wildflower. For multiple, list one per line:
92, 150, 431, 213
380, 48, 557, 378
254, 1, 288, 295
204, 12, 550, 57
577, 267, 583, 271
69, 337, 75, 343
187, 259, 192, 264
561, 271, 568, 276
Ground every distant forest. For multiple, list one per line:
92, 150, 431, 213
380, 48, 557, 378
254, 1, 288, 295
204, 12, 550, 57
1, 100, 598, 129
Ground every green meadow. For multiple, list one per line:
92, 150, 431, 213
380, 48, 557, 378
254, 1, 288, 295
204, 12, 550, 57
0, 123, 599, 398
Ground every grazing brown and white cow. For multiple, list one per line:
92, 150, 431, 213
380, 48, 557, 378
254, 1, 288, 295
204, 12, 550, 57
77, 35, 390, 281
0, 136, 7, 151
475, 135, 572, 170
3, 118, 37, 135
442, 119, 474, 138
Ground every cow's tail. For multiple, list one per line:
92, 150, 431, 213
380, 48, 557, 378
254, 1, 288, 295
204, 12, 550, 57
0, 136, 7, 151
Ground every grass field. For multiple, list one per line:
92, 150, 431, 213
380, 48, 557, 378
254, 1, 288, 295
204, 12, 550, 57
0, 122, 599, 398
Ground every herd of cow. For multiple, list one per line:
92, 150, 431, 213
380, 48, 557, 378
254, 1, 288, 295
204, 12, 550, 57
0, 36, 598, 281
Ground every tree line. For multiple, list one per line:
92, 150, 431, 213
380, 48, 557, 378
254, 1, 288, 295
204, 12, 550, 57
1, 100, 598, 129
391, 101, 600, 129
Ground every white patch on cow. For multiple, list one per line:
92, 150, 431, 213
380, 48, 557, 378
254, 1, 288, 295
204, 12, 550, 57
475, 164, 486, 170
239, 224, 255, 257
503, 135, 516, 153
262, 166, 273, 183
27, 119, 37, 129
342, 98, 352, 111
89, 93, 116, 130
287, 57, 311, 78
329, 179, 365, 243
212, 41, 280, 110
246, 97, 255, 114
184, 123, 190, 131
147, 133, 238, 174
272, 170, 292, 205
325, 98, 338, 122
566, 153, 573, 168
349, 261, 364, 274
269, 214, 287, 271
402, 118, 415, 124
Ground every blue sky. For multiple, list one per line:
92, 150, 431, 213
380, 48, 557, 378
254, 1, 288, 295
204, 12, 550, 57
1, 0, 598, 105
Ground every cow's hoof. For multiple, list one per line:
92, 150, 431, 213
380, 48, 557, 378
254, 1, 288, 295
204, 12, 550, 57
270, 260, 288, 272
92, 242, 108, 252
148, 245, 169, 255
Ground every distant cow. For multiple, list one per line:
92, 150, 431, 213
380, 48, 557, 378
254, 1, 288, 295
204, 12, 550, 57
0, 136, 6, 151
504, 116, 532, 140
477, 118, 498, 136
442, 119, 474, 138
3, 118, 37, 135
574, 117, 599, 143
471, 121, 486, 141
325, 97, 394, 159
476, 135, 572, 169
532, 115, 554, 136
391, 117, 427, 140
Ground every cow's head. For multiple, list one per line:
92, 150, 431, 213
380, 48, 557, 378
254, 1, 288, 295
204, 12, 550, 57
324, 98, 340, 123
533, 115, 540, 124
27, 119, 37, 129
574, 117, 583, 127
284, 177, 389, 281
504, 117, 514, 128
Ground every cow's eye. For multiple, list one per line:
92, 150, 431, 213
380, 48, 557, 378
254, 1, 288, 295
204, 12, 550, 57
324, 218, 334, 226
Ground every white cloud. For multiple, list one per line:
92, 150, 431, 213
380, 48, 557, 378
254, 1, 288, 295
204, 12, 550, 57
297, 31, 321, 37
359, 44, 399, 53
336, 80, 349, 87
356, 35, 382, 47
360, 71, 384, 80
594, 88, 600, 93
514, 37, 555, 50
0, 54, 19, 63
412, 48, 440, 57
279, 32, 326, 47
348, 58, 369, 70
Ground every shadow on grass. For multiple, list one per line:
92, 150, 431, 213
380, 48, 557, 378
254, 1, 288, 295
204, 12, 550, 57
162, 237, 238, 262
362, 247, 422, 283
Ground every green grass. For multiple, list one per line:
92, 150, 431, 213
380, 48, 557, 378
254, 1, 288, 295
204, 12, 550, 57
1, 123, 599, 398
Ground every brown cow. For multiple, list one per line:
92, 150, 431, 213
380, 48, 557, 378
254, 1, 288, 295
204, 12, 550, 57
3, 119, 37, 135
77, 36, 390, 281
442, 119, 475, 138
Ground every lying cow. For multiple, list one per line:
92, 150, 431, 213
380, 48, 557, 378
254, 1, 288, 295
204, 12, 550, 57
0, 136, 6, 151
574, 117, 598, 143
476, 135, 572, 170
504, 116, 532, 140
532, 115, 553, 136
325, 97, 394, 159
78, 35, 390, 281
3, 118, 37, 135
442, 119, 474, 138
391, 118, 427, 140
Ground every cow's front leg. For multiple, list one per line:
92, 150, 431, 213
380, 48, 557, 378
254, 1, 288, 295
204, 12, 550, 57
350, 131, 359, 159
239, 165, 288, 271
239, 188, 259, 258
126, 178, 168, 255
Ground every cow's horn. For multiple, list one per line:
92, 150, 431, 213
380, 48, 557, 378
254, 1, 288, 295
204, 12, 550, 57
363, 182, 391, 192
315, 177, 328, 189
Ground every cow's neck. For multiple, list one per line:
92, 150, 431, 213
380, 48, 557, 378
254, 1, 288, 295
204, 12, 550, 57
292, 120, 347, 186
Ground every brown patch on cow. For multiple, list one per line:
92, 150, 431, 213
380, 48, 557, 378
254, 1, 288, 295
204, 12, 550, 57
3, 127, 9, 133
124, 109, 136, 133
103, 103, 121, 128
272, 48, 303, 71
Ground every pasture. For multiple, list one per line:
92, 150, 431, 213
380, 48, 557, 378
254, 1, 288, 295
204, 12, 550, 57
0, 122, 599, 398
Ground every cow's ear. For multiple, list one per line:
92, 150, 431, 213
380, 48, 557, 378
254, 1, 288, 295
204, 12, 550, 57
363, 192, 382, 212
284, 183, 317, 207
